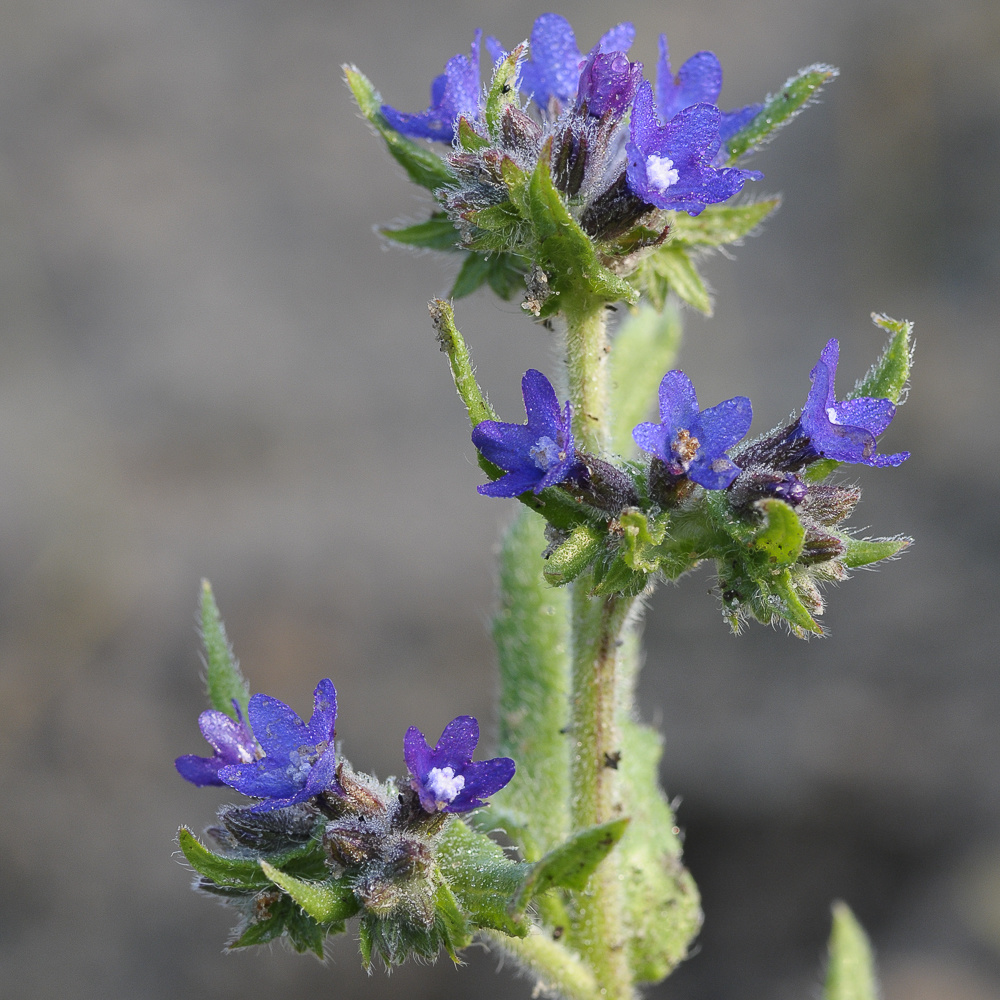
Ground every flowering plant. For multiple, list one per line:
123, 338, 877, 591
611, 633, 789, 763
174, 13, 908, 999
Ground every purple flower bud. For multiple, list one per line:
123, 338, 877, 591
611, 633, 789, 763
175, 701, 258, 787
472, 369, 584, 498
404, 716, 514, 814
381, 30, 482, 142
575, 48, 643, 118
218, 679, 341, 813
633, 370, 753, 490
489, 14, 634, 115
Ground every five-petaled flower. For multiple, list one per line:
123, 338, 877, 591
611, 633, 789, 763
175, 701, 258, 787
625, 81, 762, 216
217, 679, 340, 812
793, 339, 909, 468
381, 30, 482, 142
471, 369, 584, 498
633, 370, 753, 490
654, 36, 762, 143
404, 716, 515, 814
487, 13, 635, 115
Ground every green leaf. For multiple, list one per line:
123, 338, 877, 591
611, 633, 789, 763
527, 145, 638, 311
591, 553, 649, 598
726, 64, 839, 163
435, 817, 531, 936
669, 199, 780, 248
747, 499, 805, 569
259, 861, 359, 924
608, 304, 682, 457
434, 882, 473, 958
841, 536, 911, 569
484, 45, 524, 139
229, 892, 327, 956
491, 511, 572, 860
200, 579, 249, 719
614, 631, 702, 982
854, 313, 913, 404
619, 510, 668, 574
429, 299, 498, 429
769, 570, 824, 636
824, 901, 879, 1000
509, 819, 629, 917
636, 245, 712, 315
543, 522, 605, 586
380, 213, 462, 251
179, 827, 268, 889
450, 252, 526, 300
344, 65, 456, 191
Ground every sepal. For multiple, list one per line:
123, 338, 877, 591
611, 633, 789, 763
669, 198, 780, 247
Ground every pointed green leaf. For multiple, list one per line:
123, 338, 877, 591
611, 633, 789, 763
854, 313, 913, 404
641, 245, 712, 315
229, 893, 327, 956
824, 901, 879, 1000
344, 65, 456, 191
179, 827, 268, 888
259, 861, 359, 924
484, 45, 524, 139
842, 536, 911, 568
435, 881, 473, 958
200, 580, 249, 719
435, 817, 531, 936
543, 522, 604, 586
380, 213, 462, 251
748, 499, 805, 569
358, 920, 374, 968
491, 511, 572, 859
591, 555, 649, 598
450, 252, 526, 299
509, 819, 629, 917
726, 64, 839, 163
609, 304, 682, 457
450, 253, 492, 298
669, 199, 780, 247
527, 146, 638, 309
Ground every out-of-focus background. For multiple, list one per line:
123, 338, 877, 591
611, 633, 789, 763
1, 0, 997, 997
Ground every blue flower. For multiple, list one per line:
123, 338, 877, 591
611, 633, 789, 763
218, 679, 340, 812
625, 81, 762, 215
487, 14, 635, 114
633, 370, 753, 489
381, 30, 482, 142
404, 716, 515, 814
654, 36, 762, 142
175, 702, 258, 788
794, 339, 909, 467
575, 47, 643, 119
471, 369, 583, 498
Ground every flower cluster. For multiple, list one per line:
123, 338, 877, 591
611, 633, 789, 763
176, 680, 514, 817
381, 13, 763, 238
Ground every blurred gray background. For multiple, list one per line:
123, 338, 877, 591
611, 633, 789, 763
1, 0, 997, 997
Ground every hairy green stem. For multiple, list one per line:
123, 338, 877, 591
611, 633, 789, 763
564, 303, 610, 456
563, 300, 635, 999
483, 929, 603, 1000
